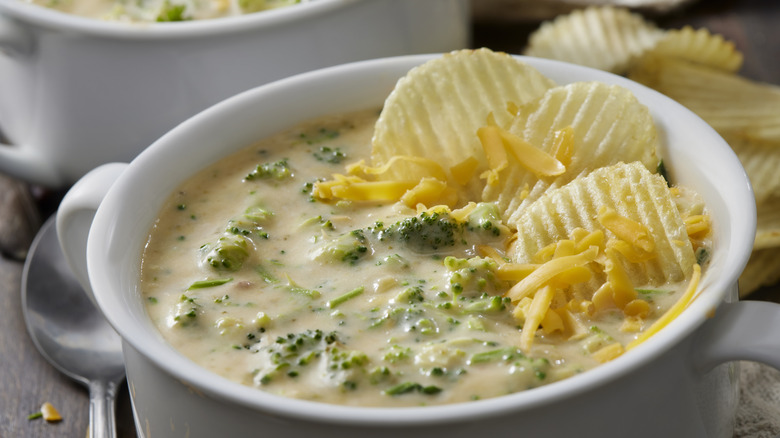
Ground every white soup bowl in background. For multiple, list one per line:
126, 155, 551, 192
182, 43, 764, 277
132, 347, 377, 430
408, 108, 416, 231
57, 54, 776, 438
0, 0, 469, 187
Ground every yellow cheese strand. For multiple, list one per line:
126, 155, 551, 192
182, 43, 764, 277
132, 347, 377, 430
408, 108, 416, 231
400, 177, 457, 209
550, 126, 575, 167
684, 214, 711, 238
330, 180, 417, 201
347, 156, 447, 181
603, 247, 638, 309
496, 263, 539, 281
519, 285, 555, 352
477, 125, 508, 186
498, 127, 566, 178
597, 206, 655, 253
591, 342, 625, 363
626, 264, 701, 350
506, 246, 599, 302
450, 156, 480, 186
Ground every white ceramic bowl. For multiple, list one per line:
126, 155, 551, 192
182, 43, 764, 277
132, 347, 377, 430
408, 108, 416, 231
58, 54, 778, 438
0, 0, 469, 187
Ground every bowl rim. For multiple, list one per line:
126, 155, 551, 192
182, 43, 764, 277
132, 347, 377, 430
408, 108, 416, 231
85, 53, 756, 426
0, 0, 356, 39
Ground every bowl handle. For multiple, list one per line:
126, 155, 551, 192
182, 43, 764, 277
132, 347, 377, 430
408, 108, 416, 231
56, 163, 128, 304
0, 14, 32, 56
0, 15, 61, 186
692, 300, 780, 373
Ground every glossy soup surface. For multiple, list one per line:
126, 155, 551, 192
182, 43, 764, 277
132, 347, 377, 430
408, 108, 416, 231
140, 108, 703, 407
24, 0, 304, 23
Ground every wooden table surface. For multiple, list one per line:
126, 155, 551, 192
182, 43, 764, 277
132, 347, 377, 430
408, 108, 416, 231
1, 0, 778, 436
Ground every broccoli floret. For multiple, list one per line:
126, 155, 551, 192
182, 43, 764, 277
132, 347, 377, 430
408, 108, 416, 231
246, 159, 292, 181
581, 326, 615, 355
466, 202, 506, 237
469, 348, 550, 381
372, 211, 466, 252
312, 146, 347, 164
227, 206, 272, 237
312, 229, 370, 265
172, 294, 200, 327
156, 1, 190, 21
254, 330, 370, 389
444, 256, 507, 298
201, 234, 250, 272
371, 206, 507, 253
298, 126, 340, 145
462, 294, 510, 314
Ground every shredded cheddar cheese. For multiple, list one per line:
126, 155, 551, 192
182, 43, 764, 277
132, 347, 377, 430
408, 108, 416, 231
477, 125, 509, 186
603, 247, 638, 309
506, 246, 599, 302
400, 177, 457, 208
591, 342, 624, 363
496, 263, 539, 281
40, 402, 62, 423
346, 156, 447, 181
627, 264, 702, 350
550, 126, 575, 167
497, 128, 566, 178
450, 157, 480, 186
520, 285, 556, 352
684, 214, 711, 238
597, 206, 655, 253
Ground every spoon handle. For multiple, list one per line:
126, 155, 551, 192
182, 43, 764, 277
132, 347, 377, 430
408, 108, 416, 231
88, 380, 119, 438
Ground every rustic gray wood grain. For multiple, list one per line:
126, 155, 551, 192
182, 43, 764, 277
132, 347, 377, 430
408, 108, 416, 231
0, 174, 39, 261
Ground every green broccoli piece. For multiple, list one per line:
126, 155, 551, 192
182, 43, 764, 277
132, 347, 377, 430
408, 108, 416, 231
255, 330, 369, 389
201, 234, 250, 272
227, 206, 272, 237
581, 326, 615, 355
313, 229, 370, 265
462, 294, 510, 314
444, 256, 506, 298
372, 211, 467, 252
298, 126, 340, 145
156, 1, 190, 21
245, 159, 292, 181
312, 146, 347, 164
466, 202, 506, 237
384, 381, 442, 396
370, 206, 506, 253
172, 294, 200, 327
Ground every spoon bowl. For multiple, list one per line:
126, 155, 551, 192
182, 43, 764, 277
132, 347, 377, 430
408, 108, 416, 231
22, 215, 125, 437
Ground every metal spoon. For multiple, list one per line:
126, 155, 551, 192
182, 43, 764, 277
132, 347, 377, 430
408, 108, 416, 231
22, 215, 125, 438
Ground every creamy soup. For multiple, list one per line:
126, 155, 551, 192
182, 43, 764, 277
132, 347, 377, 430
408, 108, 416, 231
24, 0, 305, 22
140, 108, 709, 406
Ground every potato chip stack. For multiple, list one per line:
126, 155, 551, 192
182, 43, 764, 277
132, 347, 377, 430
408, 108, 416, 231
316, 48, 707, 354
524, 6, 780, 297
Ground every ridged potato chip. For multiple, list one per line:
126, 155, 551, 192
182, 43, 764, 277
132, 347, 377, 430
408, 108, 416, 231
647, 26, 743, 72
524, 6, 665, 74
755, 199, 780, 250
628, 55, 780, 143
739, 247, 780, 297
372, 48, 556, 203
481, 81, 659, 223
725, 134, 780, 206
510, 161, 696, 288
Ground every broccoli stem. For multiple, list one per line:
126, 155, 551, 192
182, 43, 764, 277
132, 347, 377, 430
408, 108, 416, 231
384, 381, 442, 396
327, 286, 365, 309
187, 278, 233, 290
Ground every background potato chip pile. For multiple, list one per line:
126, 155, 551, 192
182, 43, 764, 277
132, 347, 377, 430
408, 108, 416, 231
524, 5, 780, 297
